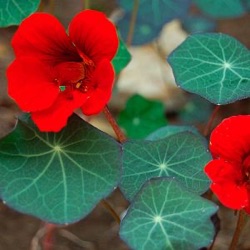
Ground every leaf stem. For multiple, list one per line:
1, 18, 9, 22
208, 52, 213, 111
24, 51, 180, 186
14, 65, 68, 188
101, 199, 121, 224
83, 0, 90, 10
203, 105, 220, 136
229, 210, 248, 250
103, 106, 127, 143
42, 223, 57, 250
126, 0, 140, 46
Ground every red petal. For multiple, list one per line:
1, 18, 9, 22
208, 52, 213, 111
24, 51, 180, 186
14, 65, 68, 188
12, 13, 79, 62
210, 115, 250, 164
81, 60, 114, 115
31, 91, 88, 132
69, 10, 118, 63
205, 159, 241, 182
211, 182, 248, 210
205, 159, 248, 210
7, 58, 59, 112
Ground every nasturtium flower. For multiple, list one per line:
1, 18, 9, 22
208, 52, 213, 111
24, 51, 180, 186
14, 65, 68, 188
205, 115, 250, 213
7, 10, 119, 132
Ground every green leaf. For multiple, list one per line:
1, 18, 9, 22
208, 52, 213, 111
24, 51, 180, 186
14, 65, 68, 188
168, 33, 250, 105
146, 125, 202, 141
112, 37, 131, 74
179, 96, 212, 124
0, 114, 121, 224
192, 0, 245, 18
0, 0, 40, 27
118, 94, 167, 139
118, 0, 191, 27
120, 178, 217, 250
117, 0, 191, 45
120, 132, 211, 201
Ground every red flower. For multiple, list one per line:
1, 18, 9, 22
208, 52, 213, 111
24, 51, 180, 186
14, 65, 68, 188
7, 10, 118, 132
205, 115, 250, 213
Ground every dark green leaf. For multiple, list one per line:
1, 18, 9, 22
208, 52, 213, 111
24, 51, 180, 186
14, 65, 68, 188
120, 132, 211, 201
118, 94, 167, 139
120, 178, 217, 250
168, 33, 250, 104
112, 37, 131, 74
0, 0, 40, 27
0, 114, 121, 224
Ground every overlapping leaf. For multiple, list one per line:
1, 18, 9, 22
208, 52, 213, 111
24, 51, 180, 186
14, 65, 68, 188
0, 114, 121, 224
120, 178, 217, 250
0, 0, 40, 27
120, 132, 211, 201
168, 33, 250, 104
146, 125, 202, 141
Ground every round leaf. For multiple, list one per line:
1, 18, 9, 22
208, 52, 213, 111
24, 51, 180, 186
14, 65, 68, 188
117, 0, 191, 45
118, 94, 167, 139
117, 13, 162, 45
118, 0, 191, 27
120, 132, 211, 201
168, 33, 250, 104
192, 0, 245, 18
120, 178, 218, 250
0, 0, 40, 27
182, 14, 217, 34
0, 114, 121, 224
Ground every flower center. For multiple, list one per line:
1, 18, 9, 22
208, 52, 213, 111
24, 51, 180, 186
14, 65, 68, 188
54, 59, 95, 94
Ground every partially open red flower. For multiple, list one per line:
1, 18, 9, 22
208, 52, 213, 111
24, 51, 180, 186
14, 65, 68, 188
205, 115, 250, 213
7, 10, 118, 132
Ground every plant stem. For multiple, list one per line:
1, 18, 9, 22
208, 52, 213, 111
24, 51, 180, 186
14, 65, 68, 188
229, 210, 248, 250
203, 105, 220, 136
42, 223, 56, 250
126, 0, 140, 46
83, 0, 90, 10
101, 200, 121, 224
103, 106, 127, 143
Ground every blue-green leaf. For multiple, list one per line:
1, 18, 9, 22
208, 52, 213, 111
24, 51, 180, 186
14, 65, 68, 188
146, 125, 202, 141
117, 0, 191, 45
120, 132, 211, 201
0, 0, 40, 27
168, 33, 250, 105
0, 114, 121, 224
192, 0, 245, 18
120, 178, 217, 250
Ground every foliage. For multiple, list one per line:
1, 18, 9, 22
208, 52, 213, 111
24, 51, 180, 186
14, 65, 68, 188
118, 94, 167, 139
0, 1, 249, 249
